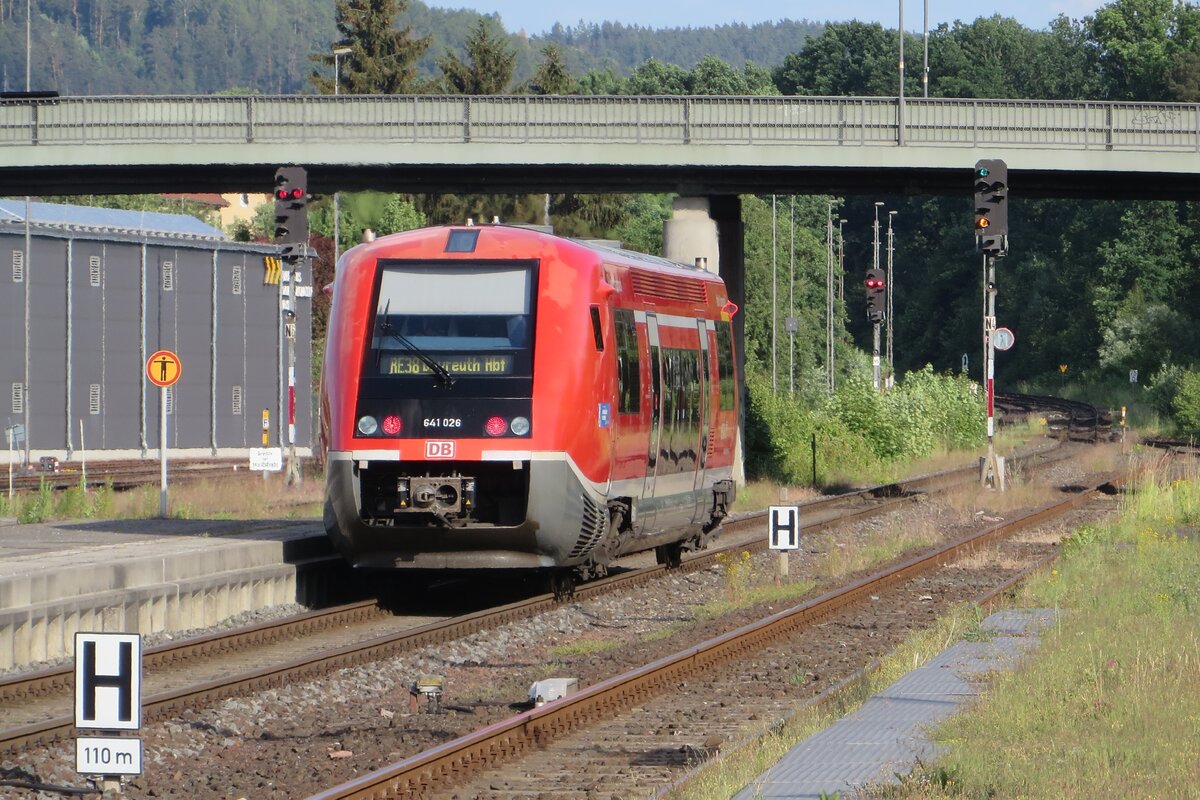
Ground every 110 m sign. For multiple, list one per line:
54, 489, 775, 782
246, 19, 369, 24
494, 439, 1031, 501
76, 737, 143, 775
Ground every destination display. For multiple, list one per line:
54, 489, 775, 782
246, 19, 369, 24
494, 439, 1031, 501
383, 354, 513, 376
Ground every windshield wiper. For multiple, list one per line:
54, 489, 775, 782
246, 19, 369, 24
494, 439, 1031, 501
376, 303, 455, 388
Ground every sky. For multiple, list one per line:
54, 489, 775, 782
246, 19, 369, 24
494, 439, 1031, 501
431, 0, 1110, 36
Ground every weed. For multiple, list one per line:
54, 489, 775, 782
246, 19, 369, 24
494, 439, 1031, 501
549, 638, 619, 658
714, 550, 754, 600
17, 479, 52, 524
959, 605, 994, 643
1062, 523, 1101, 556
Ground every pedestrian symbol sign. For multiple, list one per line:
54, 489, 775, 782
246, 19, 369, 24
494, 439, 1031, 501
146, 350, 182, 388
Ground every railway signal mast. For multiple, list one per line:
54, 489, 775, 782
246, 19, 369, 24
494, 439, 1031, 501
864, 268, 886, 390
274, 167, 309, 488
975, 159, 1008, 490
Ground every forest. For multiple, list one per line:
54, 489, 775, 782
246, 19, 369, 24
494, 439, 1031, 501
5, 0, 1200, 452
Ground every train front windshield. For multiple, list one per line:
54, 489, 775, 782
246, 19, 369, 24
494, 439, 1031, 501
367, 262, 535, 379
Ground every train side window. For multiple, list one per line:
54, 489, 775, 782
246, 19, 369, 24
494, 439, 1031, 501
614, 309, 639, 413
590, 306, 604, 352
716, 322, 736, 411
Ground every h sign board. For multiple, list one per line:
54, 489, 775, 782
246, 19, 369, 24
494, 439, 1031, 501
768, 505, 800, 550
75, 633, 141, 731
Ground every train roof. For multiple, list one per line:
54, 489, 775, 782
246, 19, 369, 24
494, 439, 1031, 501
346, 224, 724, 286
457, 223, 721, 279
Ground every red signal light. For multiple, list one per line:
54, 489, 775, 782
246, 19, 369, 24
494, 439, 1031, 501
865, 277, 885, 289
484, 416, 508, 436
275, 189, 288, 200
290, 188, 304, 199
381, 415, 402, 435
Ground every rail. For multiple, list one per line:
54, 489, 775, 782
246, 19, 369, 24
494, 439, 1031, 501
2, 95, 1200, 153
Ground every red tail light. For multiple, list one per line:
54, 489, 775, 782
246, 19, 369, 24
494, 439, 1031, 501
484, 416, 508, 436
381, 415, 402, 435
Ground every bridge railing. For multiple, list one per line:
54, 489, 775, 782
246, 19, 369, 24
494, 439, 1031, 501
2, 95, 1199, 151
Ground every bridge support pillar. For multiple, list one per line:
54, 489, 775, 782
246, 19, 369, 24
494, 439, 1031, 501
664, 197, 721, 273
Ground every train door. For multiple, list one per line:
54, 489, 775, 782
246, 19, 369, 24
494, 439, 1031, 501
692, 319, 711, 500
640, 313, 663, 529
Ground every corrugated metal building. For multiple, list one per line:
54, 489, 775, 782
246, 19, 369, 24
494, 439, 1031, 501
0, 199, 311, 463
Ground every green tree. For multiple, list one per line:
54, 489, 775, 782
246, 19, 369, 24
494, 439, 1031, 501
526, 43, 575, 94
614, 194, 673, 255
773, 21, 894, 96
378, 195, 426, 234
577, 67, 626, 95
929, 16, 1053, 98
1098, 292, 1188, 373
310, 0, 432, 95
626, 58, 689, 95
1094, 201, 1189, 322
436, 18, 516, 94
1085, 0, 1200, 100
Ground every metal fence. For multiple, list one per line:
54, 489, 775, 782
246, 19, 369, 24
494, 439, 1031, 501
2, 95, 1200, 152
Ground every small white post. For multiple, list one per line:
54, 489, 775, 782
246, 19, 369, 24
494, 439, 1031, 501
777, 487, 790, 582
159, 388, 168, 518
79, 419, 87, 492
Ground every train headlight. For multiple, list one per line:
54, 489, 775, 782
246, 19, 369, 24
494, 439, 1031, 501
484, 416, 508, 436
510, 416, 530, 436
357, 415, 379, 435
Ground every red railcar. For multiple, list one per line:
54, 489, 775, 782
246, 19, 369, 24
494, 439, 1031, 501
321, 224, 739, 578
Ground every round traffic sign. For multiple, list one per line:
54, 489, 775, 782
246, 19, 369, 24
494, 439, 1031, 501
146, 350, 182, 387
993, 327, 1015, 352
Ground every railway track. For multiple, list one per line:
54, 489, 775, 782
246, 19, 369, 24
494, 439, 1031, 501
311, 469, 1130, 800
0, 440, 1077, 759
3, 457, 280, 493
994, 392, 1115, 442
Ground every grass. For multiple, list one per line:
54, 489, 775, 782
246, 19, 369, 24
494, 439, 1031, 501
862, 459, 1200, 799
0, 470, 324, 524
548, 638, 623, 658
812, 519, 941, 582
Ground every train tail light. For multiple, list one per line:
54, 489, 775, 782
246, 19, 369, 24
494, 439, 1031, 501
484, 416, 508, 436
382, 415, 402, 435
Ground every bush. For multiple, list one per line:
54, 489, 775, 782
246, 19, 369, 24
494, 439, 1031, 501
745, 371, 875, 484
1170, 368, 1200, 435
746, 366, 984, 485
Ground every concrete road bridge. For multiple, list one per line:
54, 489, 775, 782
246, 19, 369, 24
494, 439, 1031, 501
2, 94, 1200, 198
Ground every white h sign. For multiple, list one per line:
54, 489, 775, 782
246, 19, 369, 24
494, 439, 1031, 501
768, 505, 800, 550
74, 632, 142, 731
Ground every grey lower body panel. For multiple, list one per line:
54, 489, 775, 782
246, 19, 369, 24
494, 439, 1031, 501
324, 456, 604, 570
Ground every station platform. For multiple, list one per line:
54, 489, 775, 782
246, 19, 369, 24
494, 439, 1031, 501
731, 608, 1057, 799
0, 516, 333, 672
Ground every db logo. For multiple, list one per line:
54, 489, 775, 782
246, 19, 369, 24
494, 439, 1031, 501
425, 441, 455, 459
